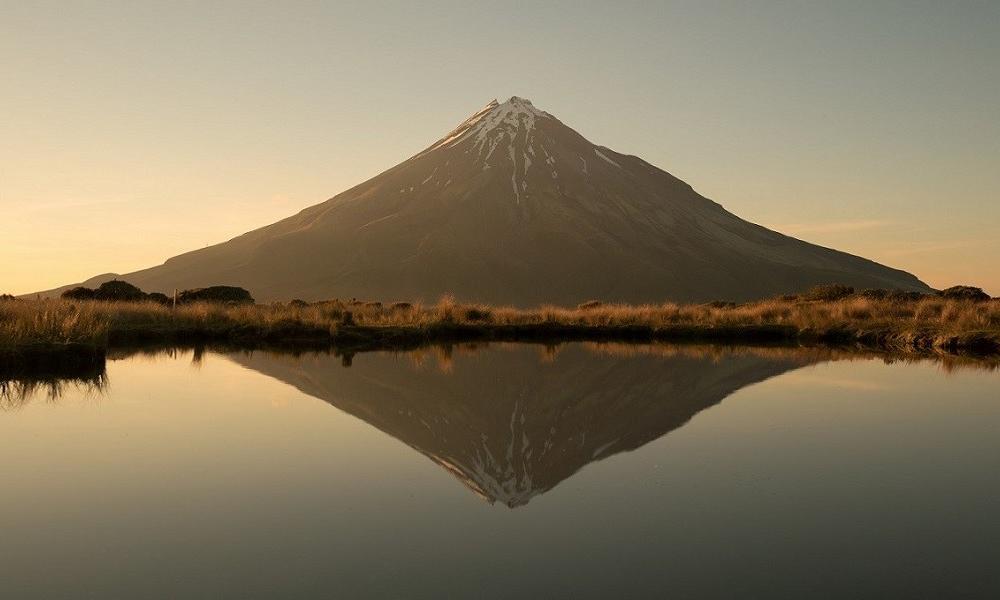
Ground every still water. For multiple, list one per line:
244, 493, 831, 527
2, 343, 999, 599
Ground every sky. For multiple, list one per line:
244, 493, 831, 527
2, 0, 998, 296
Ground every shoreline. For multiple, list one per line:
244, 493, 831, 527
2, 296, 998, 377
2, 320, 997, 378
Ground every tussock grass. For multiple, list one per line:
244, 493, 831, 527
2, 295, 999, 357
0, 300, 110, 346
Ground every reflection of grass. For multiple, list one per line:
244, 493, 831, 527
1, 295, 999, 359
0, 373, 106, 412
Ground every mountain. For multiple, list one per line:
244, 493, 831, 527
228, 343, 820, 507
41, 96, 930, 304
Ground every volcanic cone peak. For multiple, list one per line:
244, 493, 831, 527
37, 96, 932, 304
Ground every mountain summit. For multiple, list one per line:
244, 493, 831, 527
48, 96, 930, 303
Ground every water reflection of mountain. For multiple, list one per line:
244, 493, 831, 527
229, 343, 818, 508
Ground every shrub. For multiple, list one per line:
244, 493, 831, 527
288, 299, 309, 308
61, 287, 96, 301
390, 302, 413, 311
313, 299, 345, 311
938, 286, 990, 302
858, 288, 927, 302
94, 280, 146, 302
892, 291, 929, 302
177, 286, 254, 305
856, 288, 890, 300
145, 292, 171, 305
804, 284, 855, 301
0, 294, 19, 302
463, 307, 492, 322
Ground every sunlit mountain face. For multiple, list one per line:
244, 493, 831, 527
39, 97, 929, 304
228, 343, 821, 507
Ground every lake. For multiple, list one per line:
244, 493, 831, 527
2, 343, 998, 599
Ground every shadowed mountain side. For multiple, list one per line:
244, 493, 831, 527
36, 96, 930, 304
227, 343, 819, 507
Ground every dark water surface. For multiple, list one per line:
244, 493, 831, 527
2, 343, 998, 599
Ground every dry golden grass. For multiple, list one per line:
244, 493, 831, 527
326, 295, 1000, 336
2, 295, 999, 354
0, 300, 109, 346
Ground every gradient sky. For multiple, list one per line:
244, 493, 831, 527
3, 0, 998, 296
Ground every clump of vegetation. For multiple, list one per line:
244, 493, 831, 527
855, 288, 927, 302
93, 280, 146, 302
62, 287, 97, 301
703, 300, 738, 309
0, 300, 110, 348
436, 294, 457, 323
938, 286, 991, 302
177, 286, 254, 305
803, 284, 855, 301
60, 281, 255, 306
146, 292, 171, 305
61, 280, 161, 303
463, 307, 492, 322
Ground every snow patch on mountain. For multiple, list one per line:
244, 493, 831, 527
423, 96, 552, 161
421, 167, 437, 185
509, 144, 520, 204
594, 147, 621, 168
422, 99, 499, 155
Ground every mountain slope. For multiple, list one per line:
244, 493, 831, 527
43, 96, 931, 304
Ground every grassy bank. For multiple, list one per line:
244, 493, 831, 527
2, 294, 999, 363
0, 301, 108, 378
